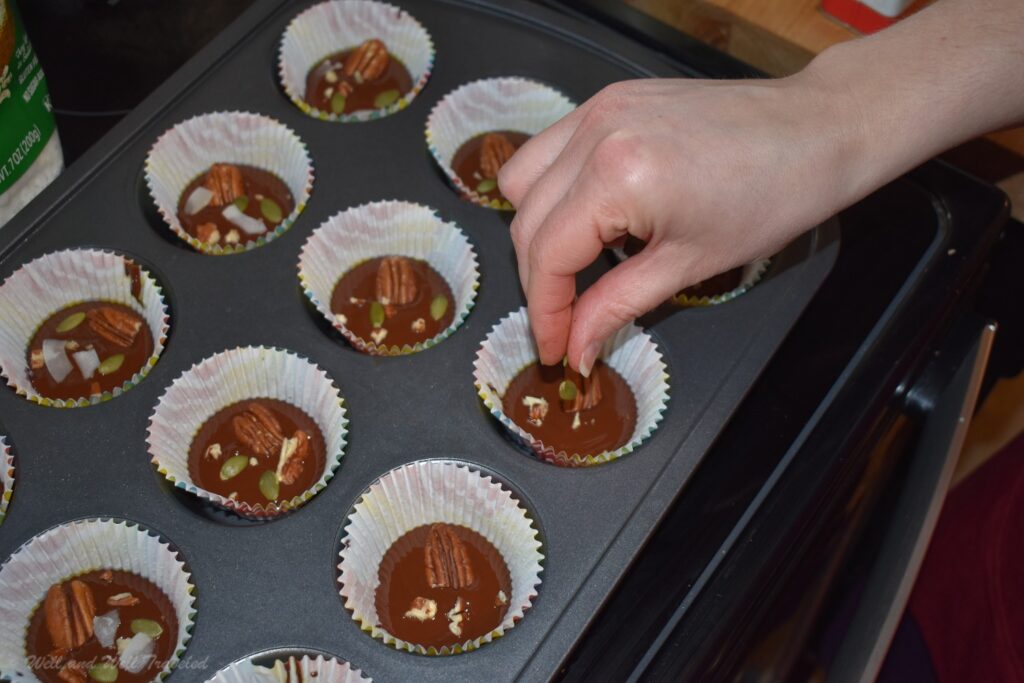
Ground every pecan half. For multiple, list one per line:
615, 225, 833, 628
480, 132, 517, 180
343, 39, 389, 83
375, 256, 417, 307
44, 579, 96, 651
233, 403, 285, 459
424, 523, 475, 590
277, 430, 310, 486
562, 364, 602, 412
87, 306, 142, 349
205, 163, 245, 206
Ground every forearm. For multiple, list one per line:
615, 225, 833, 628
802, 0, 1024, 206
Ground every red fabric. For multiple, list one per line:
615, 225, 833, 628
909, 429, 1024, 683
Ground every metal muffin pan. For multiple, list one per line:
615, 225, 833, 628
0, 0, 838, 681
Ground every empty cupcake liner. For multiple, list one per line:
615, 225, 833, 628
474, 307, 670, 467
147, 346, 348, 519
207, 650, 370, 683
0, 518, 197, 681
338, 459, 543, 655
278, 0, 434, 123
144, 111, 314, 255
0, 436, 13, 528
671, 259, 771, 307
298, 200, 479, 356
0, 248, 171, 408
426, 77, 576, 210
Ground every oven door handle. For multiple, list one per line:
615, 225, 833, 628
829, 318, 996, 683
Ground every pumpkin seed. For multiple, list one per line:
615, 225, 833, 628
88, 662, 118, 682
558, 380, 578, 402
233, 195, 250, 212
374, 89, 400, 109
131, 618, 164, 639
331, 91, 347, 114
370, 301, 385, 328
429, 295, 448, 321
476, 178, 497, 194
260, 197, 283, 224
259, 471, 280, 501
98, 354, 125, 376
57, 311, 86, 333
219, 455, 248, 481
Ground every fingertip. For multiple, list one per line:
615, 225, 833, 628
529, 305, 571, 367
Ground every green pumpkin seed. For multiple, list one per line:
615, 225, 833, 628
374, 89, 400, 109
558, 380, 578, 402
233, 195, 250, 212
370, 301, 385, 328
260, 197, 283, 224
131, 618, 164, 639
88, 662, 118, 682
331, 91, 347, 114
57, 311, 86, 333
219, 455, 248, 481
98, 354, 125, 376
429, 295, 449, 322
476, 178, 498, 194
259, 471, 280, 501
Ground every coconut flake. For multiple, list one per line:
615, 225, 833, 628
72, 348, 101, 380
184, 185, 214, 215
93, 610, 120, 648
42, 339, 73, 383
119, 632, 155, 674
222, 204, 267, 235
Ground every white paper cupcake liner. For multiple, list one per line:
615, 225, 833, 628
0, 436, 13, 528
144, 111, 314, 255
207, 650, 370, 683
426, 77, 576, 210
338, 459, 543, 655
278, 0, 434, 123
298, 200, 479, 356
474, 307, 670, 467
0, 249, 171, 408
0, 518, 197, 681
147, 346, 348, 519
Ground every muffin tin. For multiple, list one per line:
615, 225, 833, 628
0, 0, 838, 680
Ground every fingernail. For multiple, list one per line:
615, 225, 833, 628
578, 342, 600, 378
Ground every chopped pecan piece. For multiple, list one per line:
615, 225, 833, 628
277, 430, 310, 486
343, 38, 389, 83
98, 569, 113, 583
424, 523, 475, 590
375, 256, 417, 307
107, 592, 140, 607
57, 660, 88, 683
561, 364, 602, 413
196, 222, 221, 245
522, 395, 549, 426
233, 403, 285, 459
205, 163, 245, 206
480, 132, 517, 180
86, 306, 142, 349
404, 596, 438, 622
44, 579, 96, 651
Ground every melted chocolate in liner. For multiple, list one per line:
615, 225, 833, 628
451, 131, 530, 203
27, 570, 179, 683
27, 301, 153, 401
376, 524, 511, 649
305, 48, 413, 115
176, 165, 294, 247
329, 257, 456, 349
621, 235, 746, 302
189, 399, 326, 508
502, 361, 637, 455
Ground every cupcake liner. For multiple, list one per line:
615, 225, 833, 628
0, 248, 171, 408
338, 459, 543, 655
0, 518, 196, 681
426, 77, 576, 210
298, 200, 479, 356
278, 0, 434, 123
671, 259, 771, 307
207, 650, 370, 683
0, 436, 13, 528
144, 111, 314, 255
474, 307, 670, 467
147, 346, 348, 519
